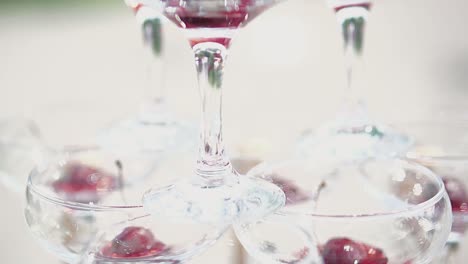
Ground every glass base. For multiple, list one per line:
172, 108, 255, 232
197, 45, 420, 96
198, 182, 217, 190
142, 170, 285, 226
297, 107, 412, 161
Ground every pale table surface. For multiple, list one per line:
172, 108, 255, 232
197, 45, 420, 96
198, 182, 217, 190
1, 0, 468, 263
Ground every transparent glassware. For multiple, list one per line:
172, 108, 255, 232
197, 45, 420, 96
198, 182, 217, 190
25, 147, 225, 264
0, 118, 50, 193
120, 0, 286, 231
396, 121, 468, 263
297, 0, 412, 160
96, 2, 195, 157
234, 158, 452, 264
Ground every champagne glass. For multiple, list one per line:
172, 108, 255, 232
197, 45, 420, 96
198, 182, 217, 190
234, 158, 453, 264
97, 2, 195, 156
397, 120, 468, 264
25, 147, 224, 263
297, 0, 412, 161
122, 0, 286, 230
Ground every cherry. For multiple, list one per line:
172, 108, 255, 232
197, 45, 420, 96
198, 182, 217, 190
52, 162, 117, 203
271, 176, 310, 206
321, 237, 388, 264
101, 226, 167, 258
443, 176, 468, 213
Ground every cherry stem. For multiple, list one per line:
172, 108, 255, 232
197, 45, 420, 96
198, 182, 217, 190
443, 242, 459, 264
311, 180, 327, 213
313, 181, 327, 202
115, 160, 128, 205
192, 42, 232, 179
336, 6, 369, 111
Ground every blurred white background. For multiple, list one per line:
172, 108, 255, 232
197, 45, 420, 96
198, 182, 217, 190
1, 0, 468, 262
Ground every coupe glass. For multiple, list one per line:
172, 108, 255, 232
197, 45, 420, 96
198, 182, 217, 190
96, 2, 194, 156
397, 121, 468, 263
25, 147, 225, 263
122, 0, 286, 229
234, 158, 452, 264
297, 0, 411, 160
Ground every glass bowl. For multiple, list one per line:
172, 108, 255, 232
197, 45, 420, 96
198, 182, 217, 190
234, 158, 452, 264
397, 121, 468, 244
25, 146, 227, 263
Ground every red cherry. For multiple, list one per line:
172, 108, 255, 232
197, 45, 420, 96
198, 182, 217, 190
52, 162, 117, 203
443, 176, 468, 212
271, 176, 310, 206
101, 226, 167, 258
322, 238, 388, 264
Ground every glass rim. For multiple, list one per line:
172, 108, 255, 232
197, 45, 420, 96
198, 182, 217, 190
26, 145, 144, 211
253, 158, 449, 220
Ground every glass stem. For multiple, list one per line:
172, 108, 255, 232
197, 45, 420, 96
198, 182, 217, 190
138, 17, 169, 124
336, 6, 369, 112
145, 17, 165, 103
192, 42, 231, 177
147, 47, 166, 105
